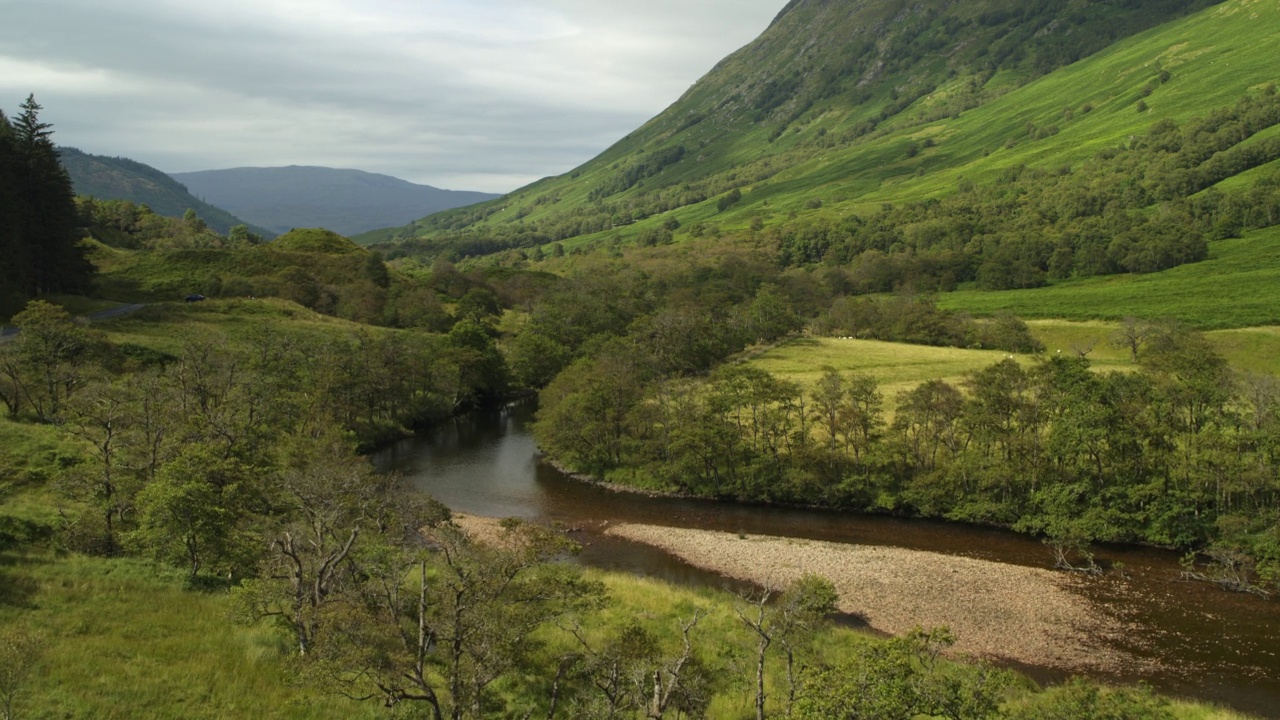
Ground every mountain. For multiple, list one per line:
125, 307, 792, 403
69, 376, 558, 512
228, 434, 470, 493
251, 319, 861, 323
380, 0, 1278, 260
168, 166, 501, 239
58, 147, 271, 238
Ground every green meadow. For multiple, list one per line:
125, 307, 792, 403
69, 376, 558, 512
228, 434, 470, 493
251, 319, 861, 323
743, 336, 1028, 416
938, 225, 1280, 330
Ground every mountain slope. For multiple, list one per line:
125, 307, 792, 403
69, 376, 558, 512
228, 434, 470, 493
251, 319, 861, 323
382, 0, 1278, 255
169, 166, 500, 238
58, 147, 270, 238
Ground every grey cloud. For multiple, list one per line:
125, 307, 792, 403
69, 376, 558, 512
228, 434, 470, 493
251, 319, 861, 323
0, 0, 783, 193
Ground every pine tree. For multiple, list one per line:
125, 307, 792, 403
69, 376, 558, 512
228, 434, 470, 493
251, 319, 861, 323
0, 109, 28, 315
9, 95, 92, 297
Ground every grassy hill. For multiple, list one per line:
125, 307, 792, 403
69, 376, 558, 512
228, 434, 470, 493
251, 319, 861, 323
378, 0, 1267, 248
59, 148, 272, 238
938, 224, 1280, 329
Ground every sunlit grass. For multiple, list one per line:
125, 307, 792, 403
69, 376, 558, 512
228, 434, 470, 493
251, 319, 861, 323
0, 550, 381, 720
938, 226, 1280, 331
93, 297, 382, 355
743, 336, 1034, 416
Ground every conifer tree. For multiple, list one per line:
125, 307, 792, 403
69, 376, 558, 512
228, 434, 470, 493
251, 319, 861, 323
0, 110, 29, 315
4, 95, 92, 301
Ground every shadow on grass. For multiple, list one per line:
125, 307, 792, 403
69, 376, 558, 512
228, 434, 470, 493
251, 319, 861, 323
0, 552, 46, 608
786, 336, 822, 347
186, 574, 236, 593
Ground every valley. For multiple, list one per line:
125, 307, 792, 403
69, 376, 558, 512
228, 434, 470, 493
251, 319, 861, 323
5, 0, 1280, 717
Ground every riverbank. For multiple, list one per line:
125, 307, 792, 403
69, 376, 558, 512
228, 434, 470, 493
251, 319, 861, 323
600, 522, 1145, 675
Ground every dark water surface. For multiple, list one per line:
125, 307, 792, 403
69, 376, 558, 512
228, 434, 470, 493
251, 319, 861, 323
373, 402, 1280, 717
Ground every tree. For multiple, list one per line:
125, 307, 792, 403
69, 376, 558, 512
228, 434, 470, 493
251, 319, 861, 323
0, 110, 28, 316
736, 574, 838, 719
1110, 317, 1151, 363
534, 344, 650, 476
10, 96, 92, 296
893, 380, 965, 472
794, 627, 1008, 720
319, 519, 605, 720
0, 628, 44, 720
233, 431, 390, 655
717, 188, 742, 212
446, 318, 510, 404
747, 284, 802, 344
57, 376, 137, 555
561, 620, 662, 718
128, 443, 260, 580
227, 224, 263, 247
182, 208, 207, 232
0, 300, 97, 421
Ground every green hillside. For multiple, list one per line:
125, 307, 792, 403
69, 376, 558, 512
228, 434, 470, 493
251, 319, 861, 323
375, 0, 1280, 299
59, 147, 273, 238
938, 224, 1280, 329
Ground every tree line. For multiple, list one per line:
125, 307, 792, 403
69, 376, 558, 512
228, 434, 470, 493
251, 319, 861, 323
534, 319, 1280, 597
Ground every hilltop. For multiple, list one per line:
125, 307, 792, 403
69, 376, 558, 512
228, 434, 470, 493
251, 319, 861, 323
170, 166, 500, 238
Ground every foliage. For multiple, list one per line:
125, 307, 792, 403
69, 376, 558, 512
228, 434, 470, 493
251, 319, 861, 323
0, 96, 93, 316
0, 627, 44, 720
536, 322, 1280, 587
793, 627, 1013, 720
272, 228, 366, 255
817, 295, 1042, 353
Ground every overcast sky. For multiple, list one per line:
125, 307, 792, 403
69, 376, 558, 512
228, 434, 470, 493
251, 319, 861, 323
0, 0, 785, 193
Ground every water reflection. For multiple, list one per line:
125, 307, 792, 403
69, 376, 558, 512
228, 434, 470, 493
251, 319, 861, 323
374, 401, 1280, 718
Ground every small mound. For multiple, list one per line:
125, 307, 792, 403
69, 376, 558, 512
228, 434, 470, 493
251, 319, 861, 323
271, 228, 364, 255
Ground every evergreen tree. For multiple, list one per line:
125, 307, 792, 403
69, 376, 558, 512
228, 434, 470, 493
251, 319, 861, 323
0, 110, 28, 315
6, 95, 92, 299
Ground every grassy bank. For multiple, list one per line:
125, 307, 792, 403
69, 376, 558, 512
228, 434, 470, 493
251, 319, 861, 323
0, 537, 1256, 720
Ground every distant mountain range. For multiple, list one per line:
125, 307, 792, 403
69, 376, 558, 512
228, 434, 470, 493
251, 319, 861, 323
60, 147, 271, 237
169, 166, 501, 238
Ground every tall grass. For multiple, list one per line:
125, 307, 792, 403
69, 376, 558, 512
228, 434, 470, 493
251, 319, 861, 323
0, 550, 382, 720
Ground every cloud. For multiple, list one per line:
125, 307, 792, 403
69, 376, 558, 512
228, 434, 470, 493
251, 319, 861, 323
0, 0, 782, 193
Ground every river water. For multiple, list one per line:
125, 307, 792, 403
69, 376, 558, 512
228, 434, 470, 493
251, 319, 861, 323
372, 402, 1280, 717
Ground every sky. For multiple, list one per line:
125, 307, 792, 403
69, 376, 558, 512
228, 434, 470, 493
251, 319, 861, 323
0, 0, 785, 194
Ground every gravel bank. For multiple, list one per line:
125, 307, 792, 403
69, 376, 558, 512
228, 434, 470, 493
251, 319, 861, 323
603, 523, 1140, 673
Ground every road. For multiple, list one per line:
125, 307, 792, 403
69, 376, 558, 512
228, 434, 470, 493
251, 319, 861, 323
0, 303, 146, 342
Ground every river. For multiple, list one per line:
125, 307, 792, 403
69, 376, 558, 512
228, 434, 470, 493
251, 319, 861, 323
372, 401, 1280, 717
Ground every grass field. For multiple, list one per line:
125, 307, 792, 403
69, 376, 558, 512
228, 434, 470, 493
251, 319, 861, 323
744, 318, 1280, 417
743, 336, 1027, 413
91, 297, 382, 356
939, 225, 1280, 330
0, 550, 382, 720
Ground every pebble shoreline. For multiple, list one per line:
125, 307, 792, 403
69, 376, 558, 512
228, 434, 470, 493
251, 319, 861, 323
602, 522, 1141, 673
451, 514, 1146, 674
